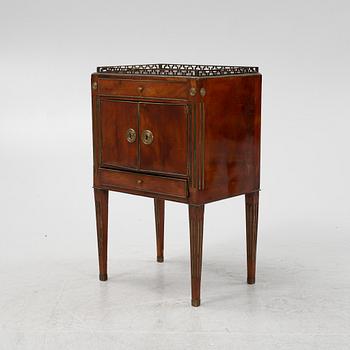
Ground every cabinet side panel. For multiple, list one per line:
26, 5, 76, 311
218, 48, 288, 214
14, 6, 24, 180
200, 75, 261, 203
92, 74, 100, 186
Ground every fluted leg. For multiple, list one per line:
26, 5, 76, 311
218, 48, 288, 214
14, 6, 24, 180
189, 204, 204, 307
94, 188, 109, 281
245, 191, 259, 284
154, 198, 165, 262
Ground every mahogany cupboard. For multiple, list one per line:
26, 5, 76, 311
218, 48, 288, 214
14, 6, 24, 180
91, 64, 262, 306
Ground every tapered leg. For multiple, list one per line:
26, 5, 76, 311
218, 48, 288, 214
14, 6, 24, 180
94, 188, 109, 281
189, 204, 204, 307
154, 198, 165, 262
245, 191, 259, 284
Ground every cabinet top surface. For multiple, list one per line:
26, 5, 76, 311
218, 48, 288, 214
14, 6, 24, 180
96, 63, 259, 77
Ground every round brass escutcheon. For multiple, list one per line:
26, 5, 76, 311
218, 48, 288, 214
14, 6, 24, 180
92, 81, 98, 90
200, 87, 206, 96
189, 87, 196, 96
126, 128, 136, 143
142, 130, 153, 145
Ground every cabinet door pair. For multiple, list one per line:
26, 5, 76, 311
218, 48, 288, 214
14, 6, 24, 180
99, 99, 189, 176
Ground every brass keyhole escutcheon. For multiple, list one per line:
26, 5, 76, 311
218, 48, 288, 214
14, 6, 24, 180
142, 130, 153, 145
126, 128, 136, 143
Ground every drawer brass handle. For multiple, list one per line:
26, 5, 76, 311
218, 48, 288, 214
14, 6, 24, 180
189, 87, 196, 96
126, 128, 136, 143
138, 86, 144, 93
142, 130, 153, 145
137, 179, 143, 185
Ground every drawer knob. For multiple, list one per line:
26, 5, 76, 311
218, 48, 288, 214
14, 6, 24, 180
126, 128, 136, 143
92, 81, 98, 90
189, 87, 196, 96
137, 179, 143, 185
138, 86, 144, 93
142, 130, 154, 145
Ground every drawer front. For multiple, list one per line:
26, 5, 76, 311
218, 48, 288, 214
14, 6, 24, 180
97, 78, 188, 99
97, 168, 188, 199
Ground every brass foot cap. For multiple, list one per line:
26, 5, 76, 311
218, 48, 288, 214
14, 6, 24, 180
99, 274, 108, 281
157, 256, 164, 263
247, 278, 255, 284
191, 299, 200, 307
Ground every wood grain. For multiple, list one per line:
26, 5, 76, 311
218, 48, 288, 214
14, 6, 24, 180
245, 191, 259, 284
154, 198, 165, 262
189, 204, 204, 307
94, 188, 109, 281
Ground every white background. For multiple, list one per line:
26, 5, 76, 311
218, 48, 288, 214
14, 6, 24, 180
1, 1, 350, 349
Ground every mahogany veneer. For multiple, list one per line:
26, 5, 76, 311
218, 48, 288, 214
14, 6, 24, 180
91, 64, 262, 306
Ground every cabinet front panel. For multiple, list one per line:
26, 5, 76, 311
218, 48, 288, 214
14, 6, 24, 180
99, 99, 138, 169
139, 103, 188, 176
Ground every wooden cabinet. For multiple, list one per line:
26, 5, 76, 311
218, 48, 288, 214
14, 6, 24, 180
92, 64, 262, 306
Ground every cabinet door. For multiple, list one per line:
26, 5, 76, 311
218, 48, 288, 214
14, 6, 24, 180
99, 99, 138, 169
139, 103, 188, 176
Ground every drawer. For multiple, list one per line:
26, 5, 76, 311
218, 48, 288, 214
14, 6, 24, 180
97, 78, 189, 99
97, 168, 188, 199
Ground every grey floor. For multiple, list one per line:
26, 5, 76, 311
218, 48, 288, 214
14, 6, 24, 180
1, 194, 349, 349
